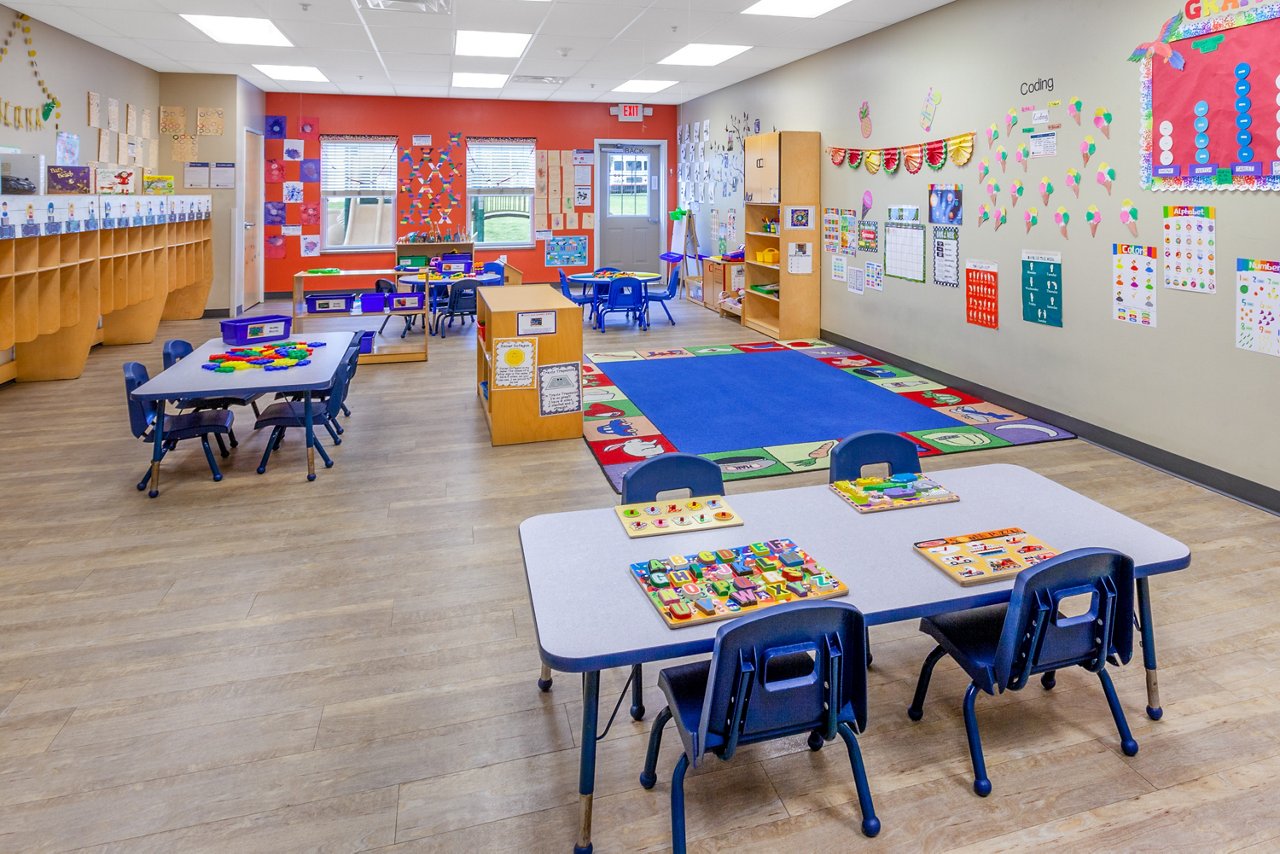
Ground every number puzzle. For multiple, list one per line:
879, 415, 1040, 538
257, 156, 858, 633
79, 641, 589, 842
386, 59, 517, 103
913, 527, 1058, 587
830, 473, 959, 513
629, 537, 848, 628
614, 496, 743, 538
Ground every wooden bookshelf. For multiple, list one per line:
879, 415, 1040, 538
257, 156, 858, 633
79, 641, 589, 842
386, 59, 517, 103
290, 269, 428, 365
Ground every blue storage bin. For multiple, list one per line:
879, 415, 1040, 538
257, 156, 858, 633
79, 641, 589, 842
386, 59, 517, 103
359, 330, 375, 354
388, 291, 426, 311
220, 314, 292, 345
305, 293, 355, 314
360, 292, 387, 312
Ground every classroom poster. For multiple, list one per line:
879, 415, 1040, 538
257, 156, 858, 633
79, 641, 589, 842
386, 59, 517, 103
545, 235, 587, 266
1112, 243, 1158, 327
965, 260, 999, 328
865, 261, 884, 291
538, 362, 582, 416
1021, 250, 1063, 327
822, 208, 840, 253
839, 209, 858, 254
884, 221, 925, 282
932, 226, 959, 287
493, 339, 536, 389
848, 264, 866, 295
928, 184, 963, 225
1162, 205, 1216, 293
832, 253, 847, 283
1236, 258, 1280, 358
858, 220, 879, 253
787, 242, 813, 275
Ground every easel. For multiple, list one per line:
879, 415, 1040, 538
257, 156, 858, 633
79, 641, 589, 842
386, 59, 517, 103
663, 212, 702, 302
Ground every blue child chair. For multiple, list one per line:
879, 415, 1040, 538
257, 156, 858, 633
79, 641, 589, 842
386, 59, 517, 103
252, 363, 351, 475
482, 261, 505, 283
906, 547, 1138, 796
828, 429, 922, 483
596, 276, 647, 332
593, 266, 620, 273
622, 453, 723, 504
431, 279, 479, 338
558, 269, 595, 322
164, 337, 260, 428
124, 362, 235, 490
640, 601, 881, 850
644, 266, 681, 326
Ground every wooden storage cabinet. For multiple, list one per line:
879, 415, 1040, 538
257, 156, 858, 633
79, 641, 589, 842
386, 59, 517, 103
705, 258, 745, 318
741, 131, 820, 340
476, 285, 583, 446
395, 240, 474, 268
291, 269, 428, 364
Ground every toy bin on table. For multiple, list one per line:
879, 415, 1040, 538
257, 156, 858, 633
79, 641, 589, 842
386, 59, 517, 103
220, 314, 291, 345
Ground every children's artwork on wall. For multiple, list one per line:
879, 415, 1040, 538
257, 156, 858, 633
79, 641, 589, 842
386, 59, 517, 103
966, 260, 999, 328
545, 235, 588, 267
932, 226, 959, 287
264, 233, 285, 259
170, 134, 198, 161
282, 139, 304, 161
298, 116, 319, 140
865, 261, 884, 291
884, 221, 925, 282
1096, 162, 1116, 194
993, 207, 1008, 232
159, 105, 185, 135
264, 201, 286, 225
1086, 204, 1103, 237
300, 203, 320, 225
1023, 207, 1038, 233
265, 159, 284, 183
1067, 96, 1084, 125
87, 91, 101, 128
1054, 207, 1070, 239
928, 184, 963, 225
859, 100, 872, 138
1162, 205, 1216, 292
1113, 243, 1158, 327
282, 181, 303, 203
858, 220, 879, 253
299, 159, 320, 183
1038, 176, 1054, 206
55, 132, 79, 166
1120, 199, 1139, 236
265, 115, 286, 139
197, 106, 224, 136
106, 98, 120, 132
1022, 250, 1063, 327
920, 87, 942, 131
1236, 258, 1280, 357
1065, 168, 1081, 197
1138, 4, 1280, 190
300, 234, 321, 257
976, 204, 991, 227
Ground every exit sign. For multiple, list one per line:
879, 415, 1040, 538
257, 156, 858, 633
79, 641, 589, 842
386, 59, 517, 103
611, 103, 652, 122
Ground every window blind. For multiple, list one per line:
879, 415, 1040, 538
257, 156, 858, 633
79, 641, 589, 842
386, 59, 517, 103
467, 139, 535, 192
319, 136, 397, 195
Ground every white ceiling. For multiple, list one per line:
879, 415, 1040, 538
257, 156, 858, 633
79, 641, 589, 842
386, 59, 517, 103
9, 0, 956, 104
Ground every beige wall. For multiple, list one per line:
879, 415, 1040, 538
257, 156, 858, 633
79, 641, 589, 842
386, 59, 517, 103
681, 0, 1280, 492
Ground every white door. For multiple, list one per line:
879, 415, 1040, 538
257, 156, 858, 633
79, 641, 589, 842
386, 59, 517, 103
597, 141, 664, 271
243, 130, 263, 309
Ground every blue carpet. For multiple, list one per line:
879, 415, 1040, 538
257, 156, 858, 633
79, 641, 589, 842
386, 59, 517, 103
599, 349, 963, 454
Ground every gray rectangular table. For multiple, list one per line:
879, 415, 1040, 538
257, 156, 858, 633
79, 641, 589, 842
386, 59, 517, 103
130, 331, 353, 495
519, 463, 1191, 853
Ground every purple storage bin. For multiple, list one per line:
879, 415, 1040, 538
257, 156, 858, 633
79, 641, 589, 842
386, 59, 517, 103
360, 292, 387, 312
438, 253, 473, 274
359, 330, 375, 354
220, 314, 292, 346
305, 293, 355, 314
388, 292, 425, 311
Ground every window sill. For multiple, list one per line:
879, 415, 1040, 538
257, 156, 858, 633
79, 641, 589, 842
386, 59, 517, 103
321, 247, 394, 254
477, 242, 535, 250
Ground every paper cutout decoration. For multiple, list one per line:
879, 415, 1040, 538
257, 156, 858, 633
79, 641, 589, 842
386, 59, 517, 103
995, 145, 1008, 172
864, 148, 883, 175
1236, 258, 1280, 357
830, 147, 847, 166
1127, 12, 1186, 70
920, 88, 941, 131
1096, 162, 1116, 194
862, 191, 874, 219
882, 147, 900, 174
1014, 143, 1029, 172
1054, 207, 1070, 239
298, 116, 319, 140
1024, 207, 1039, 233
978, 158, 990, 183
830, 133, 972, 175
986, 123, 999, 147
1065, 168, 1081, 197
946, 134, 973, 166
986, 180, 1000, 204
1119, 199, 1138, 237
265, 115, 286, 139
1080, 136, 1096, 167
1114, 243, 1158, 327
1009, 180, 1023, 207
1086, 204, 1103, 237
1093, 107, 1113, 139
976, 204, 991, 227
902, 143, 924, 174
859, 100, 872, 138
993, 207, 1008, 232
282, 139, 304, 161
1067, 97, 1084, 125
1005, 108, 1018, 135
1039, 176, 1055, 205
300, 159, 320, 183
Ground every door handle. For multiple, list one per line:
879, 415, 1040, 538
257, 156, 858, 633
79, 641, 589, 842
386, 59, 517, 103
244, 222, 255, 229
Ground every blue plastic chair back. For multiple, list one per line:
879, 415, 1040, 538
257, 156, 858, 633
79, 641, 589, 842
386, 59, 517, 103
482, 261, 505, 280
595, 266, 620, 273
659, 267, 679, 297
447, 279, 479, 313
621, 453, 723, 503
162, 339, 193, 371
324, 360, 352, 421
123, 362, 157, 439
374, 278, 397, 294
605, 276, 644, 310
829, 430, 922, 482
695, 601, 868, 766
994, 548, 1134, 691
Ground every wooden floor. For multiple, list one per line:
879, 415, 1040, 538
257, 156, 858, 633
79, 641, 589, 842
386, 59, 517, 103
2, 293, 1279, 853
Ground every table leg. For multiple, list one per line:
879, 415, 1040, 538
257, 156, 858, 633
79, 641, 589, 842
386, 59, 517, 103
1136, 577, 1163, 720
576, 670, 600, 854
538, 663, 553, 692
304, 391, 316, 482
148, 400, 166, 498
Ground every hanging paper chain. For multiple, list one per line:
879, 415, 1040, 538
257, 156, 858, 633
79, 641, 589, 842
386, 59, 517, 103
825, 131, 975, 174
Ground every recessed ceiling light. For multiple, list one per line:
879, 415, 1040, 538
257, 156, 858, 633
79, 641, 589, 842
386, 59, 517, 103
453, 72, 509, 88
658, 44, 751, 66
254, 64, 329, 82
613, 79, 677, 94
455, 30, 532, 58
741, 0, 852, 17
180, 15, 293, 46
360, 0, 453, 10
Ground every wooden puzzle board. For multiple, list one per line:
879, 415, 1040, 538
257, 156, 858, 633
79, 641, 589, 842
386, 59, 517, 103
913, 527, 1058, 587
628, 537, 847, 629
830, 474, 959, 513
614, 496, 743, 538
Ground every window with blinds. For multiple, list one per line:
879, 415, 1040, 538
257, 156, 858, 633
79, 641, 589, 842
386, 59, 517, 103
319, 136, 397, 250
467, 138, 535, 247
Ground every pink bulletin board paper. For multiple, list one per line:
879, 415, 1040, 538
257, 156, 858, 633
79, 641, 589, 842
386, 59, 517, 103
1141, 4, 1280, 190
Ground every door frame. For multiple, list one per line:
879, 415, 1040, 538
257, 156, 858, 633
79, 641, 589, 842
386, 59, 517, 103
239, 128, 265, 313
592, 138, 667, 270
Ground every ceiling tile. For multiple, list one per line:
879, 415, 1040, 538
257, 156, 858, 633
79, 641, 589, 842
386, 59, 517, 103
367, 26, 454, 54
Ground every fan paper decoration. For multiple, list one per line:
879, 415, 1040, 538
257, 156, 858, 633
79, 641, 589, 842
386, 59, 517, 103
827, 131, 973, 175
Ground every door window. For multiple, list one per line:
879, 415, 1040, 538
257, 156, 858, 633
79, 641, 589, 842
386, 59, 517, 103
607, 152, 650, 217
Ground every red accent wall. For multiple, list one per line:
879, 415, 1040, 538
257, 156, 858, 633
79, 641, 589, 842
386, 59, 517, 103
262, 92, 677, 293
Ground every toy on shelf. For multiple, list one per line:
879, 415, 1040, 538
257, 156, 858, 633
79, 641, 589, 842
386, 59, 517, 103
913, 527, 1058, 587
629, 537, 848, 628
202, 340, 326, 373
830, 473, 959, 513
614, 496, 743, 538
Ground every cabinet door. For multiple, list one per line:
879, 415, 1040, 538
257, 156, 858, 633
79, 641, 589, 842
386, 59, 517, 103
745, 133, 780, 203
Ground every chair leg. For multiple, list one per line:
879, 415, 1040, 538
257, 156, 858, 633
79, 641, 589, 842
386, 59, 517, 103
257, 427, 282, 474
227, 426, 239, 449
866, 624, 873, 669
630, 664, 645, 720
314, 436, 334, 469
836, 721, 881, 837
639, 706, 672, 789
199, 436, 223, 482
378, 314, 391, 336
670, 753, 690, 854
213, 432, 229, 458
537, 663, 553, 692
1098, 668, 1139, 756
907, 644, 947, 721
340, 402, 351, 418
1041, 670, 1057, 690
962, 682, 991, 796
324, 420, 342, 446
660, 300, 675, 325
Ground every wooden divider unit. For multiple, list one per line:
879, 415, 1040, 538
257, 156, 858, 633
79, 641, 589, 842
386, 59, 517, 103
0, 198, 212, 384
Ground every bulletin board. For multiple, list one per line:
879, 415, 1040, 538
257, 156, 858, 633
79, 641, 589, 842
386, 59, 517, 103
1141, 4, 1280, 190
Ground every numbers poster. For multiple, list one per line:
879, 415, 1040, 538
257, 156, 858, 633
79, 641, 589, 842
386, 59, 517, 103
1021, 250, 1063, 328
1236, 258, 1280, 358
965, 260, 998, 328
885, 221, 925, 283
1162, 205, 1216, 293
1112, 244, 1158, 327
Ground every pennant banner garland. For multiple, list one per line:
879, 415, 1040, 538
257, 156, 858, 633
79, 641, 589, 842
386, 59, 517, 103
827, 132, 975, 175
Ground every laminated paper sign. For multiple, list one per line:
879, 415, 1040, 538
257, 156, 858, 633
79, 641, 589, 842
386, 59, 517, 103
965, 260, 999, 328
493, 339, 536, 389
538, 362, 582, 416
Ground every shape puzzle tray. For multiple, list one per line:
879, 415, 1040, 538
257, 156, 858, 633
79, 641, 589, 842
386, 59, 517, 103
913, 527, 1058, 587
613, 496, 743, 538
830, 473, 959, 513
629, 537, 848, 628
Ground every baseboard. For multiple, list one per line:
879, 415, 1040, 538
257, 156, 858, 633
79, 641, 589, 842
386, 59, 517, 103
201, 308, 232, 319
822, 329, 1280, 515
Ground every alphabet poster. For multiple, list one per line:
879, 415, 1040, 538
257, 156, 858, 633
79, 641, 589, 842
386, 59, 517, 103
1021, 250, 1063, 327
1162, 205, 1216, 293
1113, 243, 1158, 327
1236, 258, 1280, 357
966, 260, 999, 328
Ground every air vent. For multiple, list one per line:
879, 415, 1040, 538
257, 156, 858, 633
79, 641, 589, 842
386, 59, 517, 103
360, 0, 453, 13
511, 75, 566, 85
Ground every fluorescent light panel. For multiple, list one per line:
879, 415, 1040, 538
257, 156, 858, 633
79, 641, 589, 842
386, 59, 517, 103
659, 43, 751, 66
455, 30, 532, 58
453, 72, 509, 88
613, 79, 677, 93
254, 64, 329, 82
741, 0, 852, 17
180, 14, 292, 46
